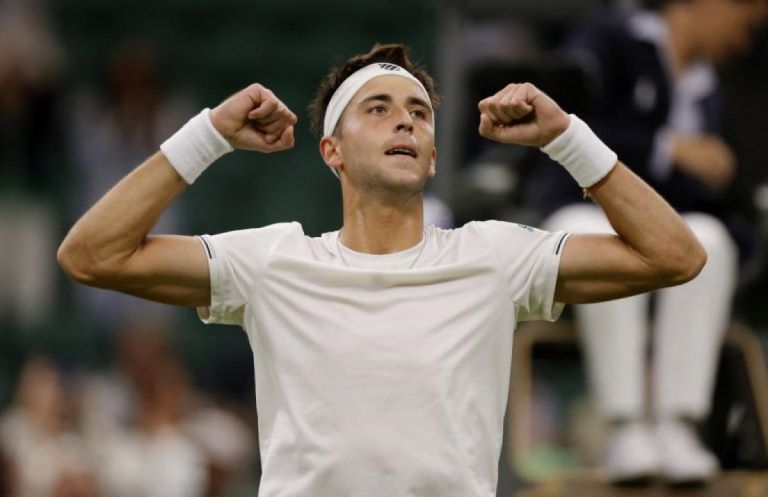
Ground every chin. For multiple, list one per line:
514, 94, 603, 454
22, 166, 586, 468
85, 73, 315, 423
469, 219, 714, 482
353, 158, 431, 193
383, 172, 430, 194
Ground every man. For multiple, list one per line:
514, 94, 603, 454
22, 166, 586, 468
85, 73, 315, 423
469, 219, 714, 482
58, 44, 705, 496
523, 0, 767, 484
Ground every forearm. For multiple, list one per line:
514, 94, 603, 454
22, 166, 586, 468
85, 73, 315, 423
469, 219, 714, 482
58, 152, 186, 280
589, 162, 706, 281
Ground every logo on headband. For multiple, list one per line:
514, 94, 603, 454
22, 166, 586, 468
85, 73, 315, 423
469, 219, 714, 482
377, 63, 402, 72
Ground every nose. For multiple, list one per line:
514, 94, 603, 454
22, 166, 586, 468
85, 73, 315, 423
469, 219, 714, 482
395, 106, 414, 133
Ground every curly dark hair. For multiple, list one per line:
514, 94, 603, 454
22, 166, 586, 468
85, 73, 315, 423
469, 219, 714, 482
308, 43, 440, 138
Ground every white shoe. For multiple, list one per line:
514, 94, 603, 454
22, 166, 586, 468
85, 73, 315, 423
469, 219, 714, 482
655, 419, 719, 485
603, 421, 661, 483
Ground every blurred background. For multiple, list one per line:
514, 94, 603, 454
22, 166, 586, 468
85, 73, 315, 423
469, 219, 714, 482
1, 0, 767, 495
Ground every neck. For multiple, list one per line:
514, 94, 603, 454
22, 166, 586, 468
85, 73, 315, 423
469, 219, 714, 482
339, 187, 425, 254
663, 5, 698, 77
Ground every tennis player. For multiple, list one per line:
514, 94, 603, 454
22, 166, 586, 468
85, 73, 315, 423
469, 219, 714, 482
58, 44, 705, 496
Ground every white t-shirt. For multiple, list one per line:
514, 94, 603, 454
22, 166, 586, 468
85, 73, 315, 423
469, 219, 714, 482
197, 221, 569, 497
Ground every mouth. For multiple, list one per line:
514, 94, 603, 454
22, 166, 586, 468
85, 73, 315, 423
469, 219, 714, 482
384, 146, 417, 158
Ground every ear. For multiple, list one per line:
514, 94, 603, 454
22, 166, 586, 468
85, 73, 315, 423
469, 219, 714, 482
428, 147, 437, 177
319, 136, 343, 175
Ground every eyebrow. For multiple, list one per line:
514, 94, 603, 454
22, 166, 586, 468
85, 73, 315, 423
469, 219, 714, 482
359, 93, 432, 111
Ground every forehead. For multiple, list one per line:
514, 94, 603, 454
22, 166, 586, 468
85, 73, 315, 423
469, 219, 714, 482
351, 75, 430, 105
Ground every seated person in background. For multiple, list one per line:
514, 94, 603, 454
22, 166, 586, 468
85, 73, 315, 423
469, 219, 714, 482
523, 0, 768, 485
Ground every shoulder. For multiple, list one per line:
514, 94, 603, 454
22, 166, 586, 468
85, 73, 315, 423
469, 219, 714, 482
210, 222, 303, 242
203, 222, 304, 256
459, 219, 550, 238
447, 220, 561, 254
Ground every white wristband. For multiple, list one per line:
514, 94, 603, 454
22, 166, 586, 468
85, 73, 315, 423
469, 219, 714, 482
160, 108, 234, 184
540, 114, 617, 188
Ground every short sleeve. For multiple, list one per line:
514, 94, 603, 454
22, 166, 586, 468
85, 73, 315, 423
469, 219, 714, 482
196, 222, 301, 328
475, 220, 570, 322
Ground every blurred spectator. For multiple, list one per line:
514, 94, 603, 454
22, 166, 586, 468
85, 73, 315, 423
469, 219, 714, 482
0, 324, 256, 497
77, 319, 255, 497
0, 357, 98, 497
78, 320, 206, 497
186, 407, 255, 497
68, 41, 193, 330
523, 0, 768, 485
0, 2, 65, 329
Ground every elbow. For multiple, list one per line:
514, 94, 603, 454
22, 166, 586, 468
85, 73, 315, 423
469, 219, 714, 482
57, 240, 91, 284
679, 239, 708, 284
659, 242, 708, 287
57, 238, 109, 287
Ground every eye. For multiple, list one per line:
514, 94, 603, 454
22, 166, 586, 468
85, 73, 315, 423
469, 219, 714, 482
370, 105, 387, 115
411, 108, 427, 120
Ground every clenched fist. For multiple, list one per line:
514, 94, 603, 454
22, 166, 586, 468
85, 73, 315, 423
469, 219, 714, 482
210, 83, 297, 153
478, 83, 570, 148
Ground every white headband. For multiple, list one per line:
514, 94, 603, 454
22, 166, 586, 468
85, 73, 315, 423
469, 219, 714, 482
323, 62, 433, 137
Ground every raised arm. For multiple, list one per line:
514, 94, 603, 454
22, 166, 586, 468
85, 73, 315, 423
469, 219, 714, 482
57, 84, 297, 307
478, 83, 706, 304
